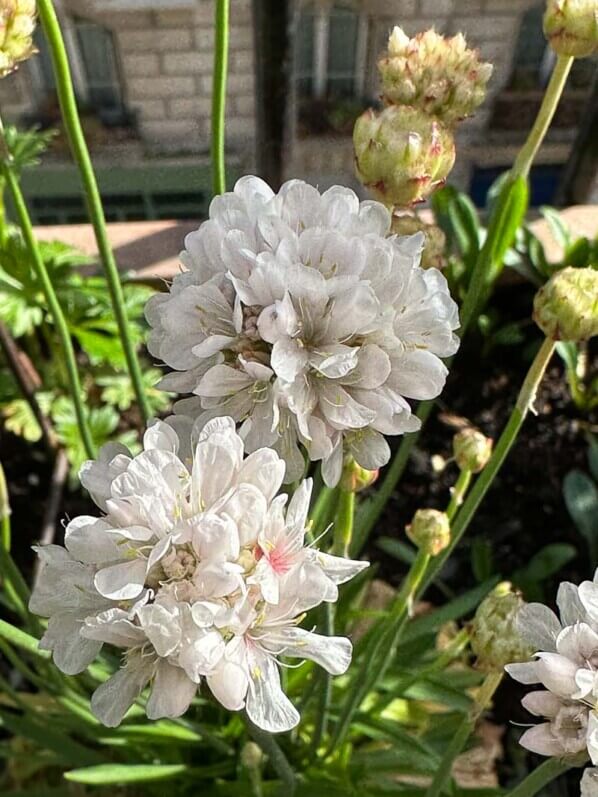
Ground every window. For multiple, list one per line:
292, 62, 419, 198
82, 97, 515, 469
32, 16, 124, 119
295, 5, 368, 100
74, 18, 123, 113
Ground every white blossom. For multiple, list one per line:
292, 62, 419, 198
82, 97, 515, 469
505, 574, 598, 775
30, 417, 368, 732
145, 176, 459, 485
582, 768, 598, 796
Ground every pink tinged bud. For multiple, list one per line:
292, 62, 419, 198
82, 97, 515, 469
533, 266, 598, 342
0, 0, 36, 77
378, 25, 493, 125
353, 105, 455, 208
544, 0, 598, 58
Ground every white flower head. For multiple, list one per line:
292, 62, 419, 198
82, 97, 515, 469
146, 176, 460, 486
505, 574, 598, 772
29, 418, 368, 732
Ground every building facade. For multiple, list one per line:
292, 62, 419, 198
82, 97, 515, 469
0, 0, 594, 223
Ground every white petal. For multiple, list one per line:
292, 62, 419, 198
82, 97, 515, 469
516, 603, 561, 651
207, 638, 249, 710
557, 582, 587, 626
91, 658, 154, 728
245, 648, 300, 733
521, 690, 564, 719
82, 609, 146, 648
40, 611, 102, 675
286, 479, 312, 532
146, 661, 197, 720
143, 420, 180, 453
236, 448, 286, 502
535, 652, 579, 698
504, 661, 541, 685
63, 516, 121, 564
263, 627, 352, 675
94, 558, 147, 601
137, 603, 182, 658
308, 549, 369, 585
519, 723, 565, 757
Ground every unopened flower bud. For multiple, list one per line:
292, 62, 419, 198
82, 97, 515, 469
407, 508, 450, 556
533, 266, 598, 342
0, 0, 36, 77
340, 457, 379, 494
544, 0, 598, 58
471, 582, 533, 672
353, 105, 455, 208
453, 428, 493, 473
241, 741, 264, 770
378, 27, 493, 125
391, 213, 446, 269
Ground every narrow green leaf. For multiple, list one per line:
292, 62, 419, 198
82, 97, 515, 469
0, 619, 47, 659
540, 205, 570, 249
64, 763, 189, 785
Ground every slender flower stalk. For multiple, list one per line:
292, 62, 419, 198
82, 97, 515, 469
505, 757, 583, 797
309, 485, 338, 539
245, 717, 297, 796
333, 490, 355, 556
0, 460, 30, 619
421, 337, 556, 595
35, 0, 151, 424
211, 0, 230, 195
0, 127, 95, 459
512, 55, 574, 179
327, 548, 430, 754
446, 468, 472, 522
425, 671, 503, 797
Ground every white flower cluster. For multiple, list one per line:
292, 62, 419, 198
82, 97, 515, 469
29, 418, 367, 732
506, 572, 598, 780
146, 177, 459, 486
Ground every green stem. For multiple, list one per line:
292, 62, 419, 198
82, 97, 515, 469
245, 717, 297, 797
333, 489, 355, 556
309, 602, 334, 759
425, 671, 503, 797
0, 461, 24, 616
211, 0, 230, 195
0, 137, 95, 459
327, 549, 430, 754
36, 0, 151, 425
446, 468, 472, 522
505, 756, 583, 797
309, 485, 338, 539
420, 337, 556, 596
512, 55, 574, 180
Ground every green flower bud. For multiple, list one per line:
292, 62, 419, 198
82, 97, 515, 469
354, 105, 455, 208
407, 508, 450, 556
0, 0, 36, 78
453, 427, 493, 473
544, 0, 598, 58
533, 266, 598, 342
340, 457, 379, 494
240, 741, 264, 770
391, 212, 447, 269
471, 582, 534, 672
378, 27, 493, 125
